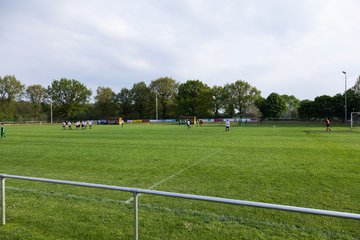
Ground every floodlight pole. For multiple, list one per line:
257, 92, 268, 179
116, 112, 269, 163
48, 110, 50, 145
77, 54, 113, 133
342, 71, 347, 122
50, 100, 53, 124
155, 90, 158, 121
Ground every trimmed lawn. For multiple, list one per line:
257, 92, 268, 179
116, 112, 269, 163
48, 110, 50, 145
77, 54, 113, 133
0, 123, 359, 239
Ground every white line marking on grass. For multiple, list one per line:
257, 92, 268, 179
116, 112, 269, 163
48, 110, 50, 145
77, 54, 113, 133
125, 149, 222, 204
148, 149, 222, 190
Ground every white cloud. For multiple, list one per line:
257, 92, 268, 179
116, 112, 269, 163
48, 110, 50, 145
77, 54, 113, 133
0, 0, 360, 100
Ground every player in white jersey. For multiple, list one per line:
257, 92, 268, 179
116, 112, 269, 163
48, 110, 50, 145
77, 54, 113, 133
225, 120, 230, 132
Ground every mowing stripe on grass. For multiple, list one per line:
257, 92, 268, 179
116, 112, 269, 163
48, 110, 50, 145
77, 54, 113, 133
7, 186, 129, 204
6, 186, 353, 239
125, 149, 222, 204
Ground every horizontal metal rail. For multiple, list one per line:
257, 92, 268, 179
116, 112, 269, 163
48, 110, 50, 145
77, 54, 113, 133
1, 174, 360, 239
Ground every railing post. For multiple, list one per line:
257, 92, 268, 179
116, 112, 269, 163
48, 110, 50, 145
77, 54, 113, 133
133, 192, 139, 240
1, 176, 5, 225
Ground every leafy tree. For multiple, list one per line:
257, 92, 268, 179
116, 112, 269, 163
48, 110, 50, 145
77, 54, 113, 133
349, 76, 360, 115
313, 95, 334, 119
149, 77, 178, 118
224, 80, 261, 117
352, 75, 360, 94
211, 85, 226, 117
344, 89, 360, 117
298, 92, 358, 120
131, 82, 152, 119
14, 101, 33, 121
224, 101, 236, 117
298, 100, 315, 119
332, 93, 345, 120
281, 94, 300, 118
26, 84, 47, 120
94, 87, 117, 119
72, 103, 96, 120
263, 93, 287, 118
47, 78, 92, 119
0, 75, 25, 120
116, 88, 133, 120
177, 80, 212, 117
84, 104, 97, 120
256, 96, 266, 118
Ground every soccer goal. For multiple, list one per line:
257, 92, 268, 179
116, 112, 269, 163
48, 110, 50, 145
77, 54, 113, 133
350, 112, 360, 129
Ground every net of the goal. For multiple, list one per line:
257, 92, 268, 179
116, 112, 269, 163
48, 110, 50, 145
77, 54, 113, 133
351, 112, 360, 128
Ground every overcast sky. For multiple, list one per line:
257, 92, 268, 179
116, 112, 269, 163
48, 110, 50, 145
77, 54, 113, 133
1, 0, 359, 100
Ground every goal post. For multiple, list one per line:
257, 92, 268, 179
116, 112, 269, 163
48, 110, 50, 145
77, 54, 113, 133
350, 112, 360, 129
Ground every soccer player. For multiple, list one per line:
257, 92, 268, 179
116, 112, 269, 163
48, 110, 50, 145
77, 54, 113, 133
325, 117, 331, 132
0, 123, 5, 140
225, 119, 230, 132
82, 120, 87, 129
187, 119, 191, 129
76, 121, 80, 129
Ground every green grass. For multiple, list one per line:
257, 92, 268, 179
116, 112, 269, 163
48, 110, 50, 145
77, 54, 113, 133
0, 123, 359, 239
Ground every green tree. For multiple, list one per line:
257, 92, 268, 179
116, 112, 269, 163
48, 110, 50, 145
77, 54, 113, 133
116, 88, 133, 120
150, 77, 178, 118
131, 82, 152, 119
0, 75, 25, 120
14, 101, 33, 121
331, 93, 345, 120
313, 95, 334, 119
298, 99, 315, 119
224, 80, 261, 117
255, 96, 266, 118
26, 84, 47, 120
177, 80, 212, 117
349, 76, 360, 114
94, 87, 117, 119
352, 75, 360, 94
344, 89, 360, 118
281, 94, 300, 118
264, 93, 287, 118
211, 85, 226, 117
298, 91, 358, 120
47, 78, 92, 120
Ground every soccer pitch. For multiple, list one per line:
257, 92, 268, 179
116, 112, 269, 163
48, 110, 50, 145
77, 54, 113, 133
0, 123, 359, 239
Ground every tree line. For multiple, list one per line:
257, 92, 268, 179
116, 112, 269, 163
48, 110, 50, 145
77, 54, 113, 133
1, 75, 360, 122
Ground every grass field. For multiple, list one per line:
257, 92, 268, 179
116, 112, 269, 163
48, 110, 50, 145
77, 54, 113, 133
0, 123, 359, 239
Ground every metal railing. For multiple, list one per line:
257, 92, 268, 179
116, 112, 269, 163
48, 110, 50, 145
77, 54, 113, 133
1, 174, 360, 239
